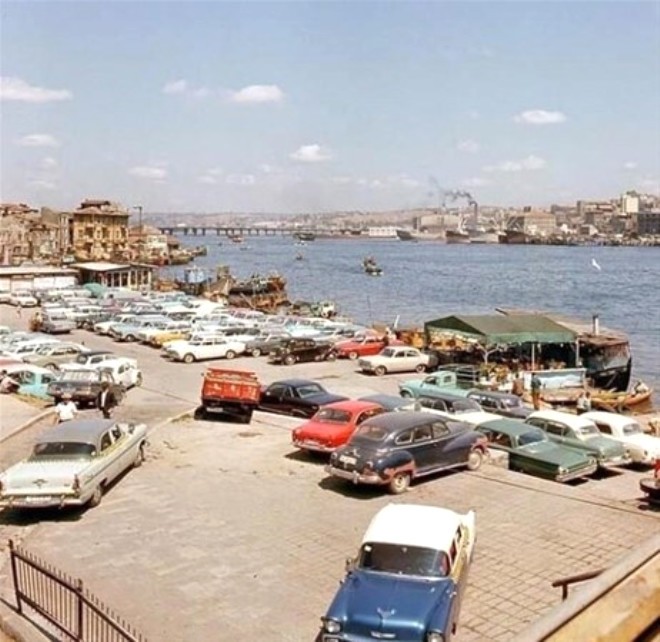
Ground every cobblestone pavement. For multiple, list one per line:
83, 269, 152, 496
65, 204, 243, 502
1, 414, 657, 642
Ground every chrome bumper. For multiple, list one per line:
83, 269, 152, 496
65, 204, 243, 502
324, 465, 383, 485
556, 461, 598, 482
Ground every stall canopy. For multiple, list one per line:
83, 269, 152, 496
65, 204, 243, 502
425, 314, 577, 346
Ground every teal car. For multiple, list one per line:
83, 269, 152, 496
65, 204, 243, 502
475, 418, 598, 482
398, 371, 468, 398
4, 365, 58, 399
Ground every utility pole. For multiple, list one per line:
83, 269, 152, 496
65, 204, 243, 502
132, 205, 143, 238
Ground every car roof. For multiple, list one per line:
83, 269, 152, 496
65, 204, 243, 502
362, 503, 464, 554
581, 411, 638, 428
478, 418, 539, 435
4, 363, 52, 374
528, 410, 595, 428
271, 378, 323, 387
468, 389, 518, 400
36, 419, 115, 444
419, 390, 471, 402
362, 411, 443, 431
317, 400, 382, 413
84, 350, 113, 357
358, 394, 409, 409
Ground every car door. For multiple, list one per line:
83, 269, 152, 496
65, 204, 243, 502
418, 421, 454, 471
404, 349, 422, 372
261, 383, 288, 413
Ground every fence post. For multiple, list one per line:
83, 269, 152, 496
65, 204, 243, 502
75, 578, 84, 641
8, 540, 22, 616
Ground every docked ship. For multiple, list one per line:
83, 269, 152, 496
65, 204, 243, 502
293, 231, 316, 242
396, 228, 445, 242
500, 229, 528, 244
445, 228, 471, 244
468, 227, 500, 244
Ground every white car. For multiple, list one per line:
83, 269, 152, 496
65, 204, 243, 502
93, 314, 137, 335
165, 337, 246, 363
0, 418, 147, 510
582, 411, 660, 465
9, 292, 38, 307
59, 350, 117, 371
358, 346, 431, 376
97, 358, 143, 389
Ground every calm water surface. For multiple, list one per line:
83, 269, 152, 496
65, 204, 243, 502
172, 237, 660, 390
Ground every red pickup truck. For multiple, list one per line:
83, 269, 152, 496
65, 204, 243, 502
200, 368, 261, 423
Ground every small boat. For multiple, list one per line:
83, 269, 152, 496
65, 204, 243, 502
228, 234, 244, 244
363, 256, 383, 276
295, 253, 304, 261
591, 387, 653, 412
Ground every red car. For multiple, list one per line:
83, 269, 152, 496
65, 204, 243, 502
334, 335, 402, 360
292, 400, 385, 453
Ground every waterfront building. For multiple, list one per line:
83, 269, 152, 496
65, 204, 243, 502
636, 210, 660, 235
0, 265, 78, 293
505, 209, 557, 237
71, 261, 154, 289
367, 226, 398, 238
0, 203, 61, 265
70, 199, 130, 261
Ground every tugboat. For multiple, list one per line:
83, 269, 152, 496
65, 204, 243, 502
363, 256, 383, 276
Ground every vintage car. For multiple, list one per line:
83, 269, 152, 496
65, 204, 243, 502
9, 292, 38, 307
525, 410, 631, 469
2, 364, 58, 399
47, 369, 125, 406
582, 411, 660, 465
326, 411, 488, 494
398, 371, 469, 398
0, 419, 147, 510
40, 315, 77, 334
244, 332, 291, 357
258, 379, 349, 418
408, 393, 483, 416
267, 337, 337, 365
23, 343, 90, 370
358, 346, 431, 376
319, 503, 475, 642
466, 389, 532, 419
475, 418, 598, 482
136, 320, 190, 344
149, 328, 191, 348
109, 316, 169, 342
96, 358, 143, 389
357, 393, 413, 413
59, 350, 116, 372
164, 337, 246, 363
292, 400, 385, 454
334, 335, 392, 360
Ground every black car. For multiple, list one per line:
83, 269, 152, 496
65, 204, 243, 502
245, 332, 291, 357
357, 393, 411, 413
466, 389, 532, 419
258, 379, 348, 418
267, 338, 337, 365
47, 369, 125, 407
326, 411, 487, 494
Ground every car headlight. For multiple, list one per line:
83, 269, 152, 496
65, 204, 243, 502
323, 619, 341, 634
558, 466, 567, 474
426, 632, 444, 642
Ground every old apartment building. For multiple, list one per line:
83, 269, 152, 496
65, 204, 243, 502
69, 199, 130, 260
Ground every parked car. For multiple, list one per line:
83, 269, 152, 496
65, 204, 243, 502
2, 364, 58, 399
525, 410, 631, 469
149, 328, 191, 348
358, 346, 431, 376
258, 379, 349, 418
0, 419, 147, 510
47, 369, 125, 406
466, 390, 532, 419
9, 292, 38, 307
357, 393, 413, 413
267, 337, 337, 365
334, 335, 392, 360
326, 411, 488, 494
475, 418, 598, 482
59, 350, 116, 372
319, 503, 475, 642
409, 393, 483, 416
109, 316, 169, 342
292, 400, 385, 454
40, 316, 77, 334
398, 370, 470, 398
582, 411, 660, 465
97, 358, 143, 389
244, 332, 291, 357
164, 337, 246, 363
23, 343, 90, 370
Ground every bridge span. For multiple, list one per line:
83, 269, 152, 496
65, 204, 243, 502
157, 225, 311, 237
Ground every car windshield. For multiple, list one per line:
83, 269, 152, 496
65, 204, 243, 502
314, 408, 351, 423
622, 422, 643, 435
353, 424, 388, 442
31, 441, 95, 459
358, 543, 448, 578
576, 423, 600, 436
380, 348, 396, 358
296, 384, 324, 397
518, 428, 546, 446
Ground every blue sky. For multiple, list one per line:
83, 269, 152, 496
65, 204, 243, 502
1, 1, 659, 214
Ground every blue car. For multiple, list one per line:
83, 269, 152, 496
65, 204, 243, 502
319, 503, 476, 642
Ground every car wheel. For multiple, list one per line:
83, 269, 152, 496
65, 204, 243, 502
388, 472, 411, 494
348, 351, 359, 360
183, 353, 195, 364
251, 347, 262, 357
400, 390, 412, 398
374, 365, 387, 376
283, 354, 296, 366
136, 373, 143, 387
415, 363, 426, 373
45, 363, 59, 372
467, 448, 484, 471
326, 352, 337, 362
88, 485, 103, 508
125, 334, 136, 342
133, 444, 146, 468
225, 350, 236, 360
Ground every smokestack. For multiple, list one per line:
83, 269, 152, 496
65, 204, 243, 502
592, 314, 600, 336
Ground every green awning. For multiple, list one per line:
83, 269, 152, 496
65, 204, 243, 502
424, 314, 577, 346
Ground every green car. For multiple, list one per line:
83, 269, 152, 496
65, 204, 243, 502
476, 418, 598, 482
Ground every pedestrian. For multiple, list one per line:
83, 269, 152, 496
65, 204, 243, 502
576, 390, 592, 415
54, 393, 78, 424
530, 373, 542, 411
96, 380, 118, 419
16, 302, 22, 319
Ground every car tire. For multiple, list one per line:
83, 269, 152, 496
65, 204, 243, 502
467, 448, 484, 471
348, 351, 359, 360
183, 353, 195, 364
45, 363, 58, 372
125, 334, 136, 342
251, 348, 262, 357
415, 363, 426, 373
88, 485, 103, 508
400, 390, 412, 398
283, 354, 296, 366
225, 350, 236, 360
374, 365, 387, 376
133, 444, 146, 468
326, 352, 337, 362
388, 472, 411, 494
136, 373, 143, 387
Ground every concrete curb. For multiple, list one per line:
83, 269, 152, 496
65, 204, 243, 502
0, 409, 55, 447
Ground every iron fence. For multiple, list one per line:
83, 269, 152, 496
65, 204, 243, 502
8, 539, 147, 642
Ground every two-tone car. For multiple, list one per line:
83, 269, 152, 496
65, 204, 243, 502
0, 419, 147, 510
326, 411, 488, 494
525, 410, 631, 469
319, 503, 476, 642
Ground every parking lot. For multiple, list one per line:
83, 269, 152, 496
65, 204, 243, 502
1, 306, 659, 641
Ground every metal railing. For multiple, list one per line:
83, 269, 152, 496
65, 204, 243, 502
8, 540, 147, 642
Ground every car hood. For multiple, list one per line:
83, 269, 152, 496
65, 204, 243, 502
620, 434, 660, 455
582, 435, 626, 456
0, 459, 89, 493
327, 570, 453, 637
399, 379, 424, 389
505, 406, 532, 419
518, 441, 593, 468
306, 392, 349, 406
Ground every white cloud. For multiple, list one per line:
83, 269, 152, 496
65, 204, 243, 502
29, 179, 56, 190
40, 157, 58, 169
514, 109, 567, 125
623, 161, 637, 170
17, 133, 60, 147
457, 139, 480, 154
290, 144, 332, 163
637, 178, 660, 194
484, 155, 546, 172
228, 84, 284, 104
0, 77, 72, 103
129, 166, 168, 180
226, 173, 256, 185
162, 79, 188, 94
192, 87, 211, 99
462, 177, 492, 187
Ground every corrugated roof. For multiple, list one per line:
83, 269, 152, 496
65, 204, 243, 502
0, 266, 78, 276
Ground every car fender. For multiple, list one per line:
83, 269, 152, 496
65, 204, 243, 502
377, 452, 415, 480
426, 582, 456, 636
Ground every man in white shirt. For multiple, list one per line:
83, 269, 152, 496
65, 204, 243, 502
55, 393, 78, 424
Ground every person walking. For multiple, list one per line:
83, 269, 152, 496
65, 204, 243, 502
96, 381, 118, 419
54, 393, 78, 424
576, 390, 592, 415
530, 374, 542, 411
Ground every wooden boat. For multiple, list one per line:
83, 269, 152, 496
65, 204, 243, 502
363, 257, 383, 276
590, 388, 653, 412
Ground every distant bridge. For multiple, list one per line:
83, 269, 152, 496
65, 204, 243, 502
157, 225, 313, 237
